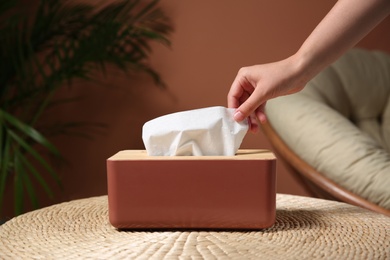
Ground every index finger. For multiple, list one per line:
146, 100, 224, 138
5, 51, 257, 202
227, 74, 255, 108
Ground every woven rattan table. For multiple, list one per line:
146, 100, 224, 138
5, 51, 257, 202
0, 194, 389, 259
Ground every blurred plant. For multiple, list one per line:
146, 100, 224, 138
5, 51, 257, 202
0, 0, 172, 216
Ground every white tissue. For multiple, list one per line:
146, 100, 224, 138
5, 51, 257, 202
142, 106, 248, 156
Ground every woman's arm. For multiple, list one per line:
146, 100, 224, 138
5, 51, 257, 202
228, 0, 390, 133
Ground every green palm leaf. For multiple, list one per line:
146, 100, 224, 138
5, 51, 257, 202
0, 0, 172, 216
1, 110, 60, 157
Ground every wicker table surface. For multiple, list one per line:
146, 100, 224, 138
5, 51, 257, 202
0, 194, 389, 259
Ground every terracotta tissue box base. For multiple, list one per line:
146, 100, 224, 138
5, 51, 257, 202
107, 149, 276, 230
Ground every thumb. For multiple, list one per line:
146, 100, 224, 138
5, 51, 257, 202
233, 93, 265, 122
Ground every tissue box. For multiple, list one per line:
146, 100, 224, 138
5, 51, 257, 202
107, 149, 276, 230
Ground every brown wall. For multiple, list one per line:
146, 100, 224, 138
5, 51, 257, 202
5, 0, 390, 216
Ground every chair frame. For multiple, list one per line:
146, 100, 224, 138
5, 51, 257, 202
261, 120, 390, 217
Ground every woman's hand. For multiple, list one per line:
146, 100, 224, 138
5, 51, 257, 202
227, 55, 307, 133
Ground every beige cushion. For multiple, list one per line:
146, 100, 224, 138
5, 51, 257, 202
266, 48, 390, 209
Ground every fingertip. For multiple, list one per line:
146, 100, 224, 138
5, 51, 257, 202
233, 110, 245, 122
258, 112, 267, 124
249, 117, 259, 133
250, 124, 259, 134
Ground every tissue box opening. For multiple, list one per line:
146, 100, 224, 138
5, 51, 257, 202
107, 149, 276, 230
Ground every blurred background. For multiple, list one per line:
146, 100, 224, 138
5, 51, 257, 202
2, 0, 390, 218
